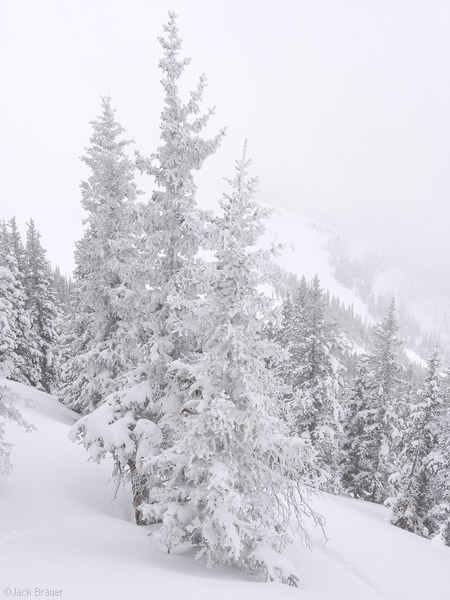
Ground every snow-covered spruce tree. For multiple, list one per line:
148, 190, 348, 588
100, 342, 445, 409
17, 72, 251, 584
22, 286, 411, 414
340, 354, 379, 498
6, 218, 36, 385
408, 362, 450, 546
389, 348, 444, 536
60, 96, 140, 413
434, 374, 450, 545
137, 145, 321, 586
132, 10, 225, 379
0, 222, 21, 383
70, 14, 224, 525
52, 266, 73, 313
341, 301, 407, 502
431, 414, 450, 546
0, 224, 34, 473
0, 220, 35, 386
23, 220, 60, 393
276, 283, 304, 400
277, 274, 344, 490
276, 275, 309, 385
367, 299, 405, 503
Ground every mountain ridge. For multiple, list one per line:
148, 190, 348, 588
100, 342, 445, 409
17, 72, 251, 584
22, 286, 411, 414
264, 204, 450, 362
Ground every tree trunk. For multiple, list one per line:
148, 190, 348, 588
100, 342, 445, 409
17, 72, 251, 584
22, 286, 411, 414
128, 460, 148, 526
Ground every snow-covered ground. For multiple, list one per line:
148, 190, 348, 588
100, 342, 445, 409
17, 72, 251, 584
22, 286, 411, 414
1, 380, 449, 600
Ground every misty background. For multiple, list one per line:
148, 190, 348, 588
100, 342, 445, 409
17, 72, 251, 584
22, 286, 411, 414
2, 0, 450, 292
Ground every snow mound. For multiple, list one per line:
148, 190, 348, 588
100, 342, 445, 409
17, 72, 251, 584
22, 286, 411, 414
0, 381, 449, 600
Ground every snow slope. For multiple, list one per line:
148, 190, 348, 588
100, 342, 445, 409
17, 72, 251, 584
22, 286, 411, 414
1, 381, 449, 600
265, 207, 372, 320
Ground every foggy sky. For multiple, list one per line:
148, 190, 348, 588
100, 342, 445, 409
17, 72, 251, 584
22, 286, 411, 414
3, 0, 450, 289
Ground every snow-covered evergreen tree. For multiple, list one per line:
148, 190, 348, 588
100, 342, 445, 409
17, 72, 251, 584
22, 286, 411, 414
432, 432, 450, 546
341, 301, 406, 502
390, 348, 444, 536
59, 289, 89, 414
132, 10, 225, 386
368, 299, 405, 503
60, 95, 140, 413
341, 354, 379, 498
52, 266, 73, 312
1, 221, 33, 383
0, 222, 21, 383
4, 218, 40, 386
71, 14, 224, 525
0, 223, 34, 473
417, 365, 450, 546
137, 145, 321, 585
277, 274, 343, 490
23, 220, 60, 393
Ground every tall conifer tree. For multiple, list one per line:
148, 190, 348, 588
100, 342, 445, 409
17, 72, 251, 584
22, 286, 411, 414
137, 145, 320, 585
277, 275, 343, 489
390, 348, 444, 536
23, 220, 59, 393
341, 300, 406, 502
61, 96, 140, 412
0, 222, 21, 383
368, 299, 405, 502
0, 223, 34, 474
71, 13, 224, 525
6, 218, 35, 385
341, 355, 379, 498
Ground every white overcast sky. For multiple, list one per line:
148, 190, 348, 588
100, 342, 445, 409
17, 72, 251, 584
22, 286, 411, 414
2, 0, 450, 284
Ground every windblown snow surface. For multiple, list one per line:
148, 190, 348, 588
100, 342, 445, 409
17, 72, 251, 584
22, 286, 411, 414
1, 381, 449, 600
